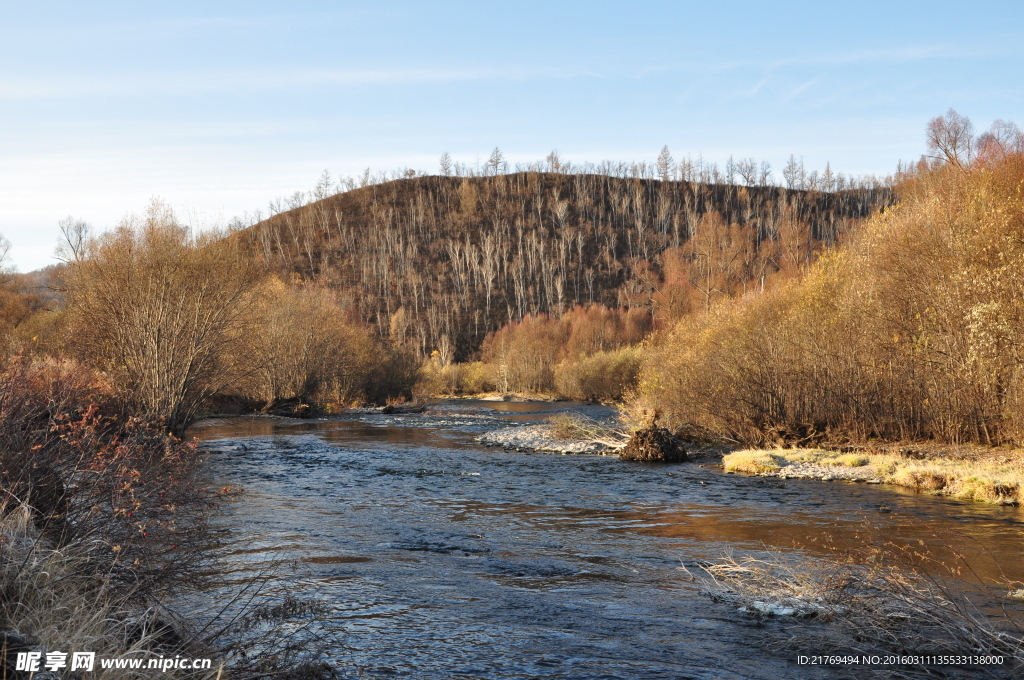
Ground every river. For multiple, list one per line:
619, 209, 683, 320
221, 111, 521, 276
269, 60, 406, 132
190, 400, 1024, 679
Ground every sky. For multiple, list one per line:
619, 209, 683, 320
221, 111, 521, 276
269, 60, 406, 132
1, 1, 1022, 272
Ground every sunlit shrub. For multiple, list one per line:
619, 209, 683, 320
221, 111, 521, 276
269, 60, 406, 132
62, 202, 257, 434
481, 304, 651, 395
554, 346, 643, 402
239, 278, 378, 406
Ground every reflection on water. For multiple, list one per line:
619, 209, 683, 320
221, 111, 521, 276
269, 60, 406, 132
190, 400, 1024, 679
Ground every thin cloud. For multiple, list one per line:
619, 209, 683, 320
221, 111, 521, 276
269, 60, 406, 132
781, 78, 818, 104
638, 41, 1005, 79
0, 64, 602, 101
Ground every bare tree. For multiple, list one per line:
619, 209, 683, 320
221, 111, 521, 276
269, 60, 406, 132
545, 150, 563, 173
735, 158, 758, 186
63, 201, 256, 434
976, 120, 1024, 161
0, 233, 10, 275
927, 108, 975, 168
486, 147, 506, 176
783, 155, 806, 189
313, 169, 333, 201
656, 145, 674, 181
56, 217, 91, 263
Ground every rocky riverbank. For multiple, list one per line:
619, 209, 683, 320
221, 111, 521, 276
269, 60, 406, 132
723, 447, 1023, 504
477, 423, 623, 455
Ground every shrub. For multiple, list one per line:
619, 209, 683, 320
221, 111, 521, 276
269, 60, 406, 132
239, 278, 377, 406
481, 313, 565, 393
554, 346, 643, 402
416, 360, 495, 397
481, 304, 652, 395
0, 356, 215, 590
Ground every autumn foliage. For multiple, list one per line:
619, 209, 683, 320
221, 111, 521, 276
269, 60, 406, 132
479, 304, 651, 398
640, 137, 1024, 445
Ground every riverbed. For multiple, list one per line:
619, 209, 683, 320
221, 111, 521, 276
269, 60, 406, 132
190, 400, 1024, 679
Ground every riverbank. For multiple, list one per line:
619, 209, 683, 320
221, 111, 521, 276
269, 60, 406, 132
723, 446, 1024, 505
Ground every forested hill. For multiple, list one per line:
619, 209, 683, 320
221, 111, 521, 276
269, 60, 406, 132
238, 172, 891, 359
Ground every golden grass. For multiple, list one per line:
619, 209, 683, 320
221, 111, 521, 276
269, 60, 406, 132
722, 447, 1024, 505
722, 450, 783, 474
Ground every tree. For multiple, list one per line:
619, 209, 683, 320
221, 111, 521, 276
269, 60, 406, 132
313, 169, 333, 201
63, 201, 256, 434
486, 147, 506, 176
927, 108, 975, 168
656, 145, 674, 181
439, 152, 453, 176
0, 233, 10, 282
976, 120, 1024, 162
782, 155, 805, 189
57, 217, 90, 263
736, 158, 758, 186
546, 150, 563, 173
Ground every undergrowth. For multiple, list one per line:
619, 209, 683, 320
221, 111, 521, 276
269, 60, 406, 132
699, 542, 1024, 679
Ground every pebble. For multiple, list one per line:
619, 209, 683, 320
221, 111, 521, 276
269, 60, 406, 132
760, 461, 882, 484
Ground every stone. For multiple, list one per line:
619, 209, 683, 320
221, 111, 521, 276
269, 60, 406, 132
619, 427, 687, 463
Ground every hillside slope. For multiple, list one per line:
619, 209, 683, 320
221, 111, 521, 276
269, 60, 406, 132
239, 173, 889, 359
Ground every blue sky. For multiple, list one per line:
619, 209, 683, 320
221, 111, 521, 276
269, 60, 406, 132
2, 1, 1022, 271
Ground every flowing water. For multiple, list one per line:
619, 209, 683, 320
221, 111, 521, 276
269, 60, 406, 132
190, 400, 1024, 679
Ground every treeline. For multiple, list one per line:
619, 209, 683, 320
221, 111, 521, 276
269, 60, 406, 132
0, 207, 419, 435
239, 170, 891, 360
640, 113, 1024, 446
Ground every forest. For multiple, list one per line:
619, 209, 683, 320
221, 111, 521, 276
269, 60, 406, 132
0, 147, 894, 432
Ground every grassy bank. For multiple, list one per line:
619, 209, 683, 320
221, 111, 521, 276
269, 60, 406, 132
723, 446, 1024, 505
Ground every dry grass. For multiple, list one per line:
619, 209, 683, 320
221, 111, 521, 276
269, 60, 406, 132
700, 546, 1024, 679
723, 447, 1024, 505
549, 413, 629, 448
1, 503, 218, 679
722, 450, 783, 474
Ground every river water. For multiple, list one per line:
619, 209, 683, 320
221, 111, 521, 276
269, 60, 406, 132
190, 400, 1024, 679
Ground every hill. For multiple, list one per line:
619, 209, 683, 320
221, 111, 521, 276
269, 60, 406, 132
239, 172, 891, 359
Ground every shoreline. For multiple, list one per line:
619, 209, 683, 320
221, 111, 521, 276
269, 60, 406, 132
723, 447, 1024, 505
195, 407, 1023, 507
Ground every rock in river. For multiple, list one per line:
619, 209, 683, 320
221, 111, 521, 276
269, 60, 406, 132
619, 426, 687, 463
